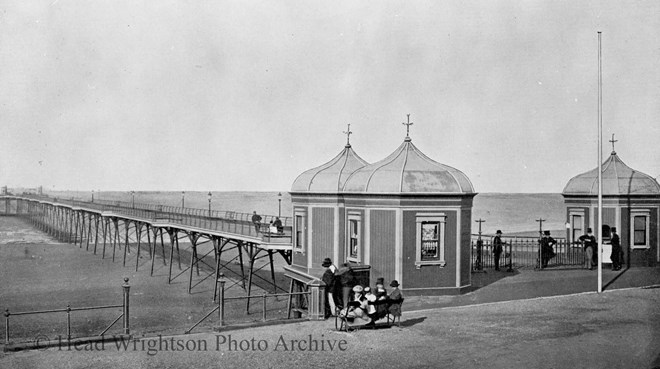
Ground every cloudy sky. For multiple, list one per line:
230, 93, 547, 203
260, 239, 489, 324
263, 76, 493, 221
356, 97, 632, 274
1, 1, 659, 193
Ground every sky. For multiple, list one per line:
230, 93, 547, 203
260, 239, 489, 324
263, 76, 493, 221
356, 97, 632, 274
1, 1, 659, 193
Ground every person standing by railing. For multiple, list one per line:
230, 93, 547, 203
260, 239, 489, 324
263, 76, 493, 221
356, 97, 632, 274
610, 227, 622, 271
579, 228, 597, 270
251, 211, 262, 233
493, 230, 504, 271
540, 231, 557, 268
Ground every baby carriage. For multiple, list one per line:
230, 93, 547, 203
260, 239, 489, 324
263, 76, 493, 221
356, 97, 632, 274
335, 286, 404, 332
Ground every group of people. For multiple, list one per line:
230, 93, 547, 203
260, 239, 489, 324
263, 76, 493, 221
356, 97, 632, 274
251, 211, 283, 234
579, 227, 623, 271
493, 227, 623, 271
321, 258, 403, 324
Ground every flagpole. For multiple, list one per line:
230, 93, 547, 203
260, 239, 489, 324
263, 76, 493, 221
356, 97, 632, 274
597, 31, 603, 293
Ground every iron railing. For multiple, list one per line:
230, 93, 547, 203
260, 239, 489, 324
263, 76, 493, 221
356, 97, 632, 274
186, 275, 310, 334
4, 278, 130, 344
472, 235, 585, 270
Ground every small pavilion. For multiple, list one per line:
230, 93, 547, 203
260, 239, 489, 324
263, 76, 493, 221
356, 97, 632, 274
286, 117, 476, 295
562, 136, 660, 267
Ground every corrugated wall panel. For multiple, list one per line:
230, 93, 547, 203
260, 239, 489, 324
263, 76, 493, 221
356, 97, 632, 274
312, 207, 334, 268
369, 210, 396, 285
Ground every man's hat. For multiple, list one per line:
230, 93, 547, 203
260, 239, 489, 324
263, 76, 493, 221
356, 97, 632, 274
496, 230, 502, 235
611, 227, 617, 232
321, 258, 332, 267
543, 230, 551, 236
352, 285, 363, 293
376, 277, 385, 285
364, 286, 371, 293
587, 228, 593, 233
390, 280, 399, 287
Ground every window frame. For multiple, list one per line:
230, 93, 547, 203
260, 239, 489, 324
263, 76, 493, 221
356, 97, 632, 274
630, 211, 650, 249
293, 211, 306, 253
568, 209, 585, 243
415, 213, 446, 269
346, 212, 362, 263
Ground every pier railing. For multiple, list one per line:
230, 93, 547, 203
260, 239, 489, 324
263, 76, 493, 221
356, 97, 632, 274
13, 195, 292, 243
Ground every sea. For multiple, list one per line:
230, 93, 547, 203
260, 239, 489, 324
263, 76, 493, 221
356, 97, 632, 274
44, 191, 567, 237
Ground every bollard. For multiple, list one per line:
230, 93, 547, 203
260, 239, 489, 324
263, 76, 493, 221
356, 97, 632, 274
122, 277, 130, 335
66, 304, 71, 341
5, 309, 9, 344
218, 273, 225, 327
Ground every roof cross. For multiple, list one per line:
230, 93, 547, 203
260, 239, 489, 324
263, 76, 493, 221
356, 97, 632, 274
343, 124, 353, 146
402, 114, 413, 139
609, 133, 618, 153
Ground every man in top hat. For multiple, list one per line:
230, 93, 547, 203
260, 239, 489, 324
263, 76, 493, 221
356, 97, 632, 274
539, 231, 557, 268
610, 227, 622, 271
493, 230, 504, 271
321, 258, 337, 318
579, 228, 597, 270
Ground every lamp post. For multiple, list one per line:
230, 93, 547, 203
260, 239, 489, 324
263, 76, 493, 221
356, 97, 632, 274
181, 191, 185, 208
208, 192, 212, 217
91, 190, 94, 203
131, 191, 135, 208
278, 192, 282, 218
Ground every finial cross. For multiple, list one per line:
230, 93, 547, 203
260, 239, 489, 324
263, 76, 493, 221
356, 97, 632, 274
609, 133, 618, 152
402, 114, 413, 137
343, 124, 353, 145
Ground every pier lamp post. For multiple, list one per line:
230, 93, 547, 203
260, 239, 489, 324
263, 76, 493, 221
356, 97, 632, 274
208, 192, 212, 217
181, 191, 185, 208
131, 191, 135, 208
278, 192, 282, 218
91, 190, 94, 203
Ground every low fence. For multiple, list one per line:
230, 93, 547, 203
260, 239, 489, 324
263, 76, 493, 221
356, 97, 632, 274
4, 278, 130, 345
186, 274, 313, 334
472, 235, 585, 270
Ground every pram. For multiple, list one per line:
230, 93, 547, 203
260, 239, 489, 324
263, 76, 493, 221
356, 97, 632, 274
335, 297, 404, 332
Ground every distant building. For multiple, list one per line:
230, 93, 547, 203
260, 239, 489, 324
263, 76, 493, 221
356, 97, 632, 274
286, 125, 476, 295
562, 150, 660, 267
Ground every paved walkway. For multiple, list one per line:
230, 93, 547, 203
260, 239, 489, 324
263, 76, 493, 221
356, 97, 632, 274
402, 266, 660, 312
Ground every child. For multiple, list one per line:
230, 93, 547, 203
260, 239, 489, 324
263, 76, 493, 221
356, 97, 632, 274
388, 280, 403, 323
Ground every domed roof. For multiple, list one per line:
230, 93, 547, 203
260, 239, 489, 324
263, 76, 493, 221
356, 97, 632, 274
342, 138, 475, 194
563, 151, 660, 195
291, 144, 369, 193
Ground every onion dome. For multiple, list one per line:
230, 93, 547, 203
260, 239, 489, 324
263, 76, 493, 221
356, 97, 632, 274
291, 143, 369, 192
342, 137, 475, 194
563, 151, 660, 195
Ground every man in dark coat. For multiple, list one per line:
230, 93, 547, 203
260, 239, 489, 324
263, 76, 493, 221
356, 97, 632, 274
579, 228, 597, 270
251, 211, 262, 233
539, 231, 556, 268
321, 258, 337, 318
335, 262, 354, 308
493, 230, 504, 271
610, 227, 622, 271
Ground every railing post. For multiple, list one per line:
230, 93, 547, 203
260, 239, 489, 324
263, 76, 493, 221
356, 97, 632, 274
218, 273, 225, 327
66, 304, 71, 341
307, 279, 325, 321
262, 293, 267, 322
4, 309, 9, 344
122, 277, 130, 335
